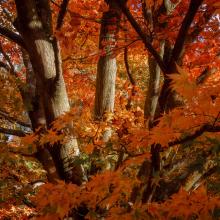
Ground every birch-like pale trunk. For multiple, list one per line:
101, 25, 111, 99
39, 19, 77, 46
15, 0, 87, 184
144, 41, 165, 128
22, 50, 60, 182
94, 0, 122, 142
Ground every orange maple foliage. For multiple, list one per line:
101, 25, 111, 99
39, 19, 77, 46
0, 0, 220, 219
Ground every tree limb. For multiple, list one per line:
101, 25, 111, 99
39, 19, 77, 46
124, 46, 136, 110
196, 52, 219, 84
169, 0, 204, 67
51, 0, 100, 24
168, 124, 220, 147
0, 61, 10, 71
0, 127, 29, 137
0, 109, 31, 128
183, 158, 216, 192
196, 67, 216, 84
0, 43, 16, 75
56, 0, 70, 30
145, 41, 165, 127
124, 47, 135, 86
187, 7, 214, 43
63, 38, 140, 62
0, 25, 25, 48
115, 0, 167, 73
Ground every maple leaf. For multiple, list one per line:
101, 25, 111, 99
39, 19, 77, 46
169, 65, 197, 100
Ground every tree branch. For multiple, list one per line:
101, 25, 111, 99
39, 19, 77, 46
169, 124, 220, 147
63, 38, 140, 62
0, 109, 31, 128
51, 0, 100, 24
183, 158, 216, 192
169, 0, 204, 67
56, 0, 70, 30
0, 61, 10, 71
115, 0, 167, 73
0, 43, 16, 75
124, 46, 136, 110
124, 47, 135, 86
0, 127, 29, 137
196, 67, 217, 84
0, 25, 25, 48
186, 7, 214, 43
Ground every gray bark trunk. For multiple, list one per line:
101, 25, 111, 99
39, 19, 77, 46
94, 1, 122, 121
15, 0, 86, 184
144, 41, 165, 128
22, 49, 60, 182
94, 1, 122, 145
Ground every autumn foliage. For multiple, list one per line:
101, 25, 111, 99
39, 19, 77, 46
0, 0, 220, 219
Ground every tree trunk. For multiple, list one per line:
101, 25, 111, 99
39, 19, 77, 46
144, 41, 165, 128
15, 0, 87, 185
140, 1, 180, 203
94, 0, 122, 120
21, 49, 60, 182
94, 0, 122, 144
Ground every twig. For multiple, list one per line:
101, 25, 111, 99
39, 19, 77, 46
51, 0, 100, 24
63, 38, 140, 62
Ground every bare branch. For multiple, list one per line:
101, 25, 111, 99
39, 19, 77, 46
0, 127, 29, 137
124, 47, 135, 86
187, 7, 214, 43
51, 0, 100, 24
0, 109, 31, 128
196, 53, 219, 84
196, 67, 216, 84
145, 41, 165, 127
0, 25, 25, 48
183, 158, 216, 192
124, 46, 136, 110
0, 61, 10, 71
115, 0, 167, 73
0, 43, 16, 75
63, 38, 140, 62
169, 0, 204, 67
168, 124, 220, 147
56, 0, 70, 30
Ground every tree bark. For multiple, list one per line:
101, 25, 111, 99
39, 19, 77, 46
140, 0, 181, 203
94, 0, 122, 142
22, 49, 60, 182
124, 40, 136, 110
15, 0, 87, 185
94, 0, 122, 119
144, 41, 165, 128
0, 37, 58, 181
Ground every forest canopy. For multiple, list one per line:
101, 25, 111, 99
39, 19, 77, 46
0, 0, 220, 219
